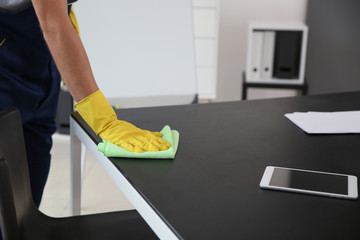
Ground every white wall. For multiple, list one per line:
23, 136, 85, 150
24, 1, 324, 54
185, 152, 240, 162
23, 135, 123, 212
74, 0, 197, 108
216, 0, 308, 102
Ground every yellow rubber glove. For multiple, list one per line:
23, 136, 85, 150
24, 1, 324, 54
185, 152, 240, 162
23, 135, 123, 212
75, 90, 171, 153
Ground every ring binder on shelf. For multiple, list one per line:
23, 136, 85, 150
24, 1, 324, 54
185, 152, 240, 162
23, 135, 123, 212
261, 31, 275, 79
249, 31, 264, 81
273, 31, 302, 79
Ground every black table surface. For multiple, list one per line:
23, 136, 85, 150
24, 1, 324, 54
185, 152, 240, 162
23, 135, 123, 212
72, 92, 360, 240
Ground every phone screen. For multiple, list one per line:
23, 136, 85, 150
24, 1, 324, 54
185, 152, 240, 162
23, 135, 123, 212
269, 168, 348, 195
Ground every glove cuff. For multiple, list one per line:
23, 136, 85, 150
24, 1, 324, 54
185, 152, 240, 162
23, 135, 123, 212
75, 90, 117, 135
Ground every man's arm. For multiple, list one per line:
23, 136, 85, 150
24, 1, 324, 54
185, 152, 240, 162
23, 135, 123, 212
32, 0, 98, 102
31, 0, 171, 153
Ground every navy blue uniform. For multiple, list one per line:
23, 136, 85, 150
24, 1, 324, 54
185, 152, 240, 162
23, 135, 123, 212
0, 1, 77, 208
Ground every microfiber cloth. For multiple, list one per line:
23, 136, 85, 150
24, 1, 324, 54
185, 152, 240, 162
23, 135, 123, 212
97, 125, 179, 159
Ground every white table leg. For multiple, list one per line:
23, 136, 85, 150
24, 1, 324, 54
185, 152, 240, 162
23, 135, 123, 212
70, 118, 82, 216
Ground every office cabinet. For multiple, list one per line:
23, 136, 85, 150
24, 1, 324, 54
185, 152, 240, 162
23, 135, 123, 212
246, 22, 308, 85
56, 89, 73, 134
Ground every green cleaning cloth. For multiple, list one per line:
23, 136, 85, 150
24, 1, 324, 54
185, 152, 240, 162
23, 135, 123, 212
97, 125, 179, 159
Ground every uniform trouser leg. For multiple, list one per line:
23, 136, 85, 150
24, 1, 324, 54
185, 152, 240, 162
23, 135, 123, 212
0, 69, 60, 210
23, 118, 56, 208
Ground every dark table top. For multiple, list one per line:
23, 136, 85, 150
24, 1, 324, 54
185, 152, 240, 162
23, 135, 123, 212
72, 92, 360, 240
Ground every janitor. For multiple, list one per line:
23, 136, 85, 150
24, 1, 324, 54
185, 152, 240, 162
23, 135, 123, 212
0, 0, 170, 216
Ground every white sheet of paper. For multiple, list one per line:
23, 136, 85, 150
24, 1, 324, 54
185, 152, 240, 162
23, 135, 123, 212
284, 111, 360, 134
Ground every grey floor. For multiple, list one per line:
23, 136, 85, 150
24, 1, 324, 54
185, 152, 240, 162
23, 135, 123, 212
39, 133, 134, 217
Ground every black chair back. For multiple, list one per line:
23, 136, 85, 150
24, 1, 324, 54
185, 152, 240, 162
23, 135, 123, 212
0, 109, 34, 239
0, 156, 20, 240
